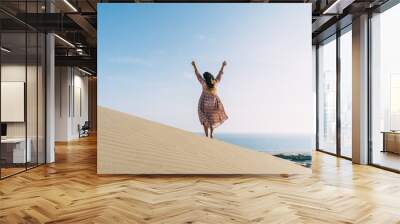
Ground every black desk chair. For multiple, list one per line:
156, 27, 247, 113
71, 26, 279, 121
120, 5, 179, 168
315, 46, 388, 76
79, 121, 90, 138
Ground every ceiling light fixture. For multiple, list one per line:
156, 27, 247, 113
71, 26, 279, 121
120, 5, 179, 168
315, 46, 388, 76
76, 48, 85, 55
78, 67, 93, 76
1, 47, 11, 53
63, 0, 78, 12
54, 34, 75, 48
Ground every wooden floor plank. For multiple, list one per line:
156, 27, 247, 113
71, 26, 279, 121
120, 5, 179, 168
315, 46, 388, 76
0, 134, 400, 223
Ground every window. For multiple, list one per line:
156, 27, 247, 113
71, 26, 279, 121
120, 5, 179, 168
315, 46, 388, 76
318, 36, 337, 154
370, 4, 400, 171
317, 26, 353, 159
339, 29, 352, 158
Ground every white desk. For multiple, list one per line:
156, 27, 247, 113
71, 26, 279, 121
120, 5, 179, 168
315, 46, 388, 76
1, 138, 31, 163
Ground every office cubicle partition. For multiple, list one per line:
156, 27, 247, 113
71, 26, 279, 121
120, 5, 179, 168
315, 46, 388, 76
0, 1, 47, 179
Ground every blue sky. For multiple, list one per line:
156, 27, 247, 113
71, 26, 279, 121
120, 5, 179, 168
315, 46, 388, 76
98, 4, 313, 134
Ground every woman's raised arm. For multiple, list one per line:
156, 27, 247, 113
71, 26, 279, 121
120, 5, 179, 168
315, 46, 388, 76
192, 61, 204, 84
216, 61, 227, 82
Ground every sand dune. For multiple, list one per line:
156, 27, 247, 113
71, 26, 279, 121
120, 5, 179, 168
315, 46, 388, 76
97, 106, 310, 175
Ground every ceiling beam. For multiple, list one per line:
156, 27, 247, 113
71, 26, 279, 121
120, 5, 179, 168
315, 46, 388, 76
67, 13, 97, 46
55, 55, 96, 72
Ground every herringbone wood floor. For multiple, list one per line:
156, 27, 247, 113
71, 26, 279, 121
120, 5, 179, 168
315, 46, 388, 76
1, 135, 400, 224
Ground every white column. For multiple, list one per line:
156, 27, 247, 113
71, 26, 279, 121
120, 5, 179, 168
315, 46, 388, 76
46, 32, 55, 163
352, 14, 369, 164
45, 0, 56, 163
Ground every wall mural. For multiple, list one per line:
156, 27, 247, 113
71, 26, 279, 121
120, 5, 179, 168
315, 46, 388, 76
97, 3, 313, 174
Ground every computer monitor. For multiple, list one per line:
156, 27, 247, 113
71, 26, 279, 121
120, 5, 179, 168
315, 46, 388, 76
1, 123, 7, 137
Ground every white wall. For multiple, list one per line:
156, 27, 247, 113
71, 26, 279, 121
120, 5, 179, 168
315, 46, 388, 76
1, 65, 29, 141
70, 73, 89, 138
55, 67, 70, 141
55, 67, 89, 141
1, 64, 40, 137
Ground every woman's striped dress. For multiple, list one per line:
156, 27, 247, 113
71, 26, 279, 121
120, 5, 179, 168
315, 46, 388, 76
195, 70, 228, 128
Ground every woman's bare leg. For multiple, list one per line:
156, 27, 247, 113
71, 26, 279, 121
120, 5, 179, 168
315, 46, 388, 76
203, 125, 209, 137
210, 127, 214, 139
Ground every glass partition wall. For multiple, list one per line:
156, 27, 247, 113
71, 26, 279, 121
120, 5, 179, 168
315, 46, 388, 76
370, 4, 400, 171
0, 3, 46, 179
316, 27, 352, 159
0, 31, 27, 177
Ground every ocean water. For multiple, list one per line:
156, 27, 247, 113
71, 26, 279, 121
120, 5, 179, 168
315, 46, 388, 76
213, 133, 313, 167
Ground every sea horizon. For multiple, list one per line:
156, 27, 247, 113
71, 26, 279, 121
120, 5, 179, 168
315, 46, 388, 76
194, 132, 313, 167
194, 132, 314, 155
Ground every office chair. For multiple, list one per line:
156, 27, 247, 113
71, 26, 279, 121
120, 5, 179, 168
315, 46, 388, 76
79, 121, 90, 138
